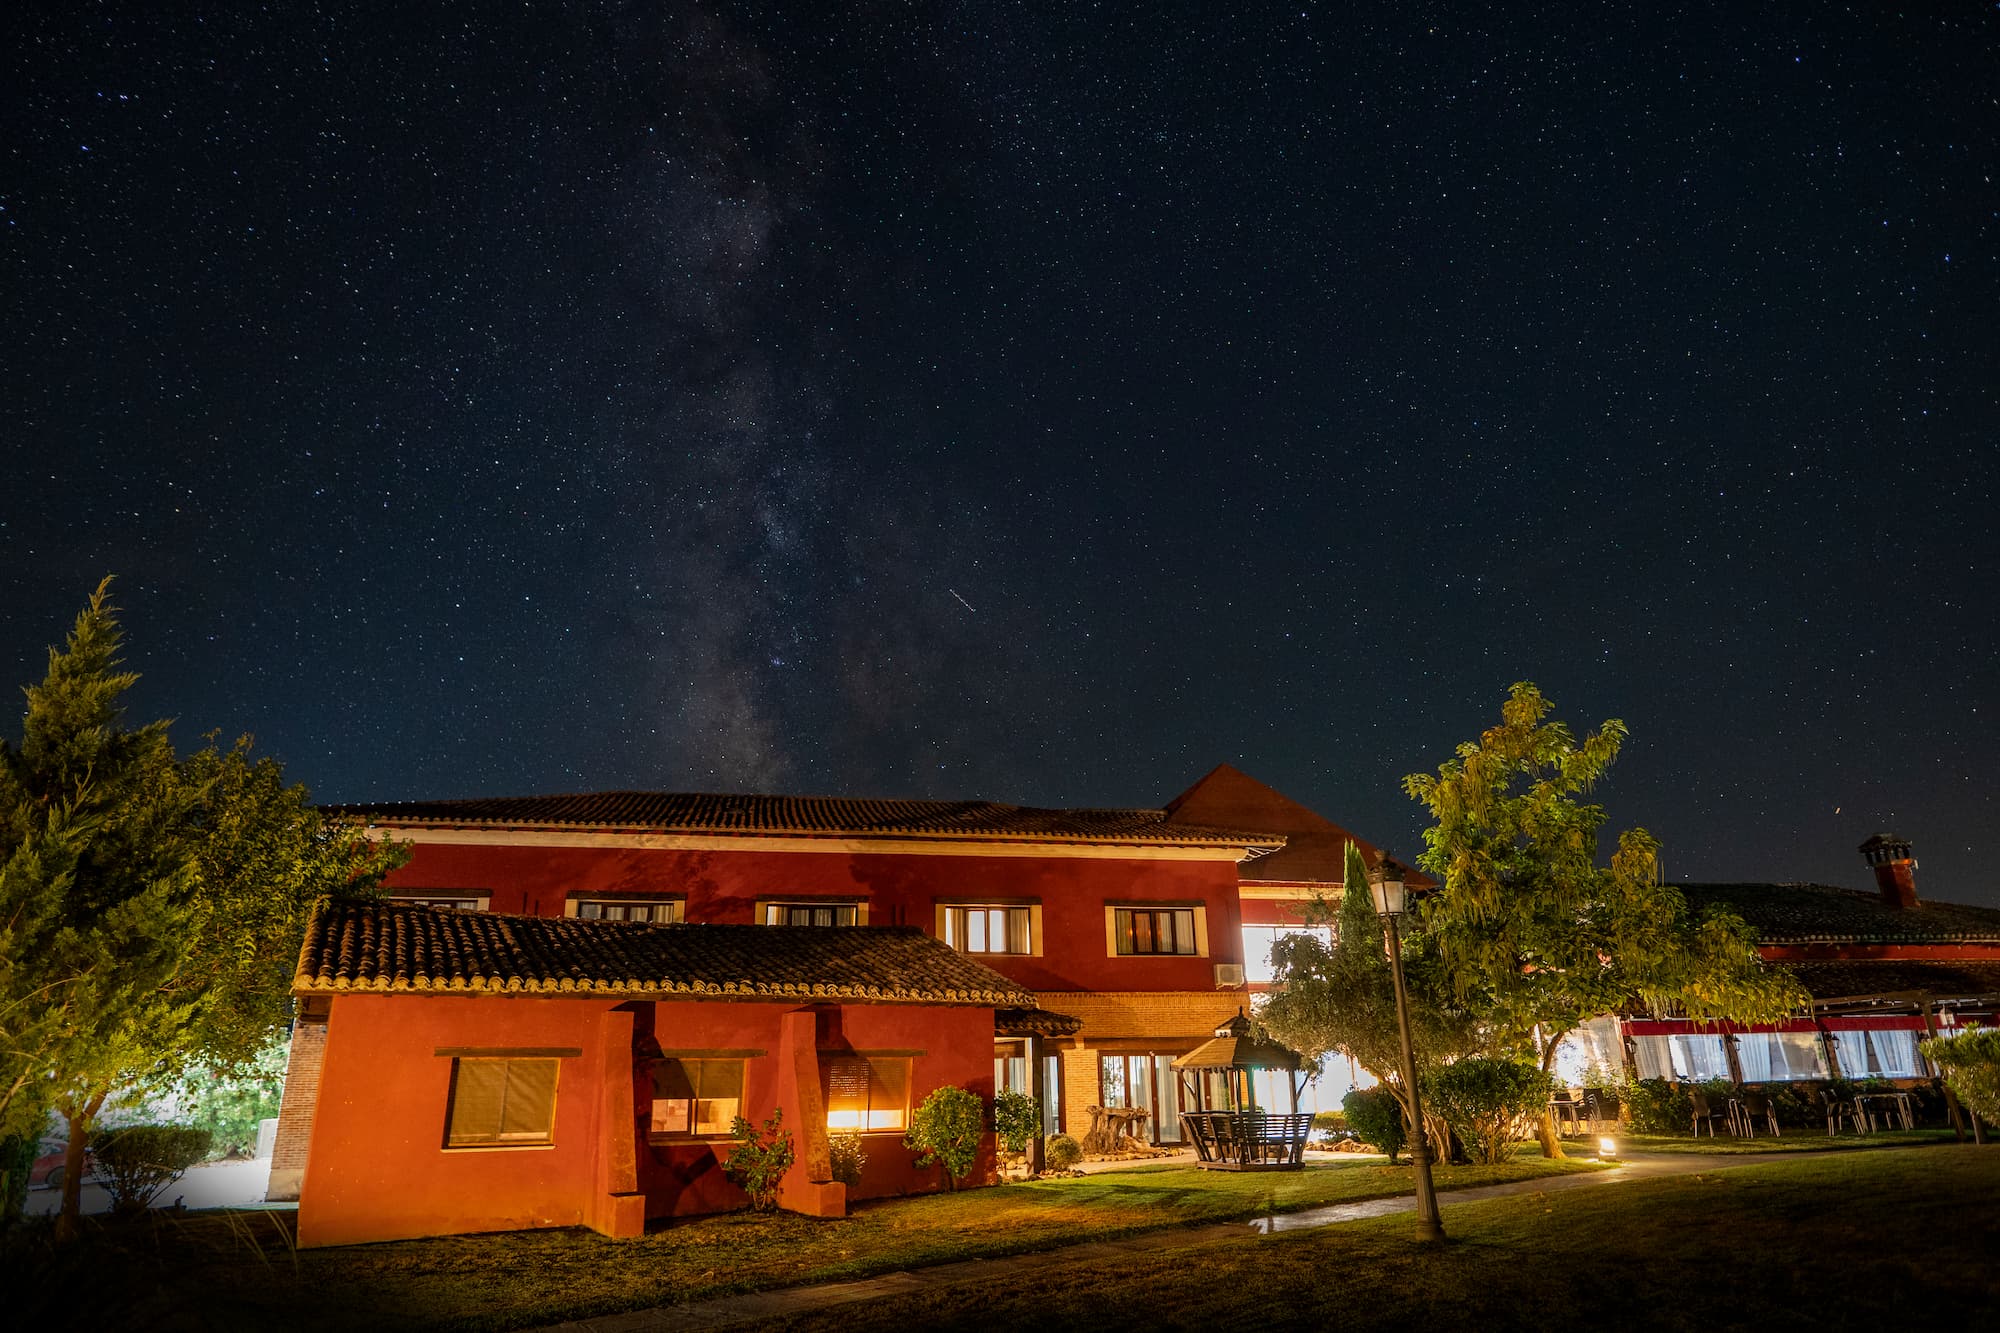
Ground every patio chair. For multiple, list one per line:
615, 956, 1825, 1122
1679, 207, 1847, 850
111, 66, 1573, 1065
1689, 1089, 1729, 1137
1739, 1091, 1780, 1137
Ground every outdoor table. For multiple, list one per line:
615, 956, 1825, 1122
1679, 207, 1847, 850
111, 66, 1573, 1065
1854, 1091, 1914, 1132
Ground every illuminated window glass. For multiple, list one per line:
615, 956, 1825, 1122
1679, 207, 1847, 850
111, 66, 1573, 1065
649, 1059, 744, 1137
576, 898, 683, 923
764, 903, 859, 927
824, 1056, 911, 1131
944, 905, 1032, 954
1114, 908, 1197, 955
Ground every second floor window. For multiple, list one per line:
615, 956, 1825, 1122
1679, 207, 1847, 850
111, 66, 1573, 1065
575, 898, 682, 923
942, 905, 1031, 955
1114, 907, 1198, 956
765, 903, 858, 927
390, 891, 489, 911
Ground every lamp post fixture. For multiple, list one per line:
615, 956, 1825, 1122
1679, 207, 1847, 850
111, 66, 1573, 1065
1369, 854, 1445, 1243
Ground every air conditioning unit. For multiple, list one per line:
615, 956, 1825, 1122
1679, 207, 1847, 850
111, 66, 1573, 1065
1213, 963, 1246, 988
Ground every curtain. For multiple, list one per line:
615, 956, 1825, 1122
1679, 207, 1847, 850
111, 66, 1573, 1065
1670, 1035, 1729, 1081
1633, 1036, 1673, 1080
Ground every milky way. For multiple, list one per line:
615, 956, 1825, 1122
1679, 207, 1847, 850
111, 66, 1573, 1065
3, 4, 1996, 903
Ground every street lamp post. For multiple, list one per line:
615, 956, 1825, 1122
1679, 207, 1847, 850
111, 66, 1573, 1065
1370, 854, 1445, 1243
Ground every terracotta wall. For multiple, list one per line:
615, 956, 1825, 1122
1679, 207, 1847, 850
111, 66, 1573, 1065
297, 992, 998, 1246
383, 841, 1246, 992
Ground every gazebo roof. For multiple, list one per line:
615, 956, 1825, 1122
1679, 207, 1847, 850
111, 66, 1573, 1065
1171, 1012, 1302, 1073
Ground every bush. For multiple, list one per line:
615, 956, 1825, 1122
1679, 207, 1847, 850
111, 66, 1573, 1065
1921, 1026, 2000, 1126
1311, 1110, 1349, 1133
170, 1039, 287, 1158
1428, 1058, 1554, 1164
1342, 1086, 1405, 1162
722, 1109, 794, 1212
828, 1131, 865, 1188
992, 1090, 1042, 1155
1044, 1133, 1083, 1171
0, 1133, 37, 1226
905, 1086, 985, 1189
88, 1125, 213, 1215
1624, 1077, 1689, 1134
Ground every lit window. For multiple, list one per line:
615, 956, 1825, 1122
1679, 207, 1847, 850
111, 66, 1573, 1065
649, 1058, 744, 1137
1242, 925, 1334, 982
1114, 907, 1198, 956
943, 905, 1032, 954
764, 902, 859, 927
391, 892, 489, 911
445, 1058, 558, 1147
824, 1056, 910, 1131
575, 898, 683, 923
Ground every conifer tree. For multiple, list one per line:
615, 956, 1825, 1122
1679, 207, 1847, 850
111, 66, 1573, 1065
0, 579, 403, 1235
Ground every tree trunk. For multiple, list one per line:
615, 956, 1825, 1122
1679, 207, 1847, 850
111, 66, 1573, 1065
54, 1088, 107, 1243
1537, 1029, 1569, 1160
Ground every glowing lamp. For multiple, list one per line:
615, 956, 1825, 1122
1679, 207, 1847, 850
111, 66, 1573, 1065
1597, 1136, 1619, 1160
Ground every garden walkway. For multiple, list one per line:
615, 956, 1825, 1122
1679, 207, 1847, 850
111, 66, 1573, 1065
537, 1150, 1802, 1333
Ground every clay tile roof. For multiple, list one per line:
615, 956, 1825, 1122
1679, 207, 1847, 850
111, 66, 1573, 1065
296, 900, 1038, 1006
324, 791, 1281, 852
994, 1006, 1084, 1038
1787, 959, 2000, 1005
1677, 883, 2000, 946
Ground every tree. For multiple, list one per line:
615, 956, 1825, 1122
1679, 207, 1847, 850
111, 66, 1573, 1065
904, 1085, 984, 1189
0, 579, 404, 1237
1403, 682, 1806, 1155
1261, 841, 1479, 1150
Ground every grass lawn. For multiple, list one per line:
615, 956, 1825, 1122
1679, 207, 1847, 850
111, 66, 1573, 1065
4, 1153, 1600, 1331
768, 1146, 2000, 1332
1615, 1127, 1964, 1154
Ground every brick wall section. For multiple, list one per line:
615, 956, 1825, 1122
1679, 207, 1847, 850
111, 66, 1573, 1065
1035, 991, 1244, 1042
1059, 1047, 1101, 1137
264, 1020, 327, 1202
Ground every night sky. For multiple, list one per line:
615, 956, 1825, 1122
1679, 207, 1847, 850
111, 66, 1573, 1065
5, 4, 1996, 905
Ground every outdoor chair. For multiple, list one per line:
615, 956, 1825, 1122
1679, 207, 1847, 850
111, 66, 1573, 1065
1689, 1089, 1730, 1137
1738, 1091, 1780, 1137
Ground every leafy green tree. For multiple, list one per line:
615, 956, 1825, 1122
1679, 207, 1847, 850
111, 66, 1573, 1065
1403, 682, 1806, 1155
0, 579, 404, 1237
167, 1036, 288, 1158
1261, 842, 1479, 1143
991, 1089, 1042, 1155
904, 1086, 985, 1189
1427, 1056, 1553, 1164
1920, 1027, 2000, 1129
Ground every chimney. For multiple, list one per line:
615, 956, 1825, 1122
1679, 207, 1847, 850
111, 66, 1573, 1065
1858, 833, 1918, 910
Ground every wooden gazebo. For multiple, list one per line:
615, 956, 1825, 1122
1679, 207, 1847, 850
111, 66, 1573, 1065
1172, 1012, 1314, 1170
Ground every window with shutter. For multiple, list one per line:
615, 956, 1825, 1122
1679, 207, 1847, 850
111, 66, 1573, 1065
649, 1058, 744, 1137
823, 1055, 911, 1131
445, 1058, 559, 1147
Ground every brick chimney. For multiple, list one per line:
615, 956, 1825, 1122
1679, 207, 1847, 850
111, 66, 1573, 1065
1858, 833, 1918, 910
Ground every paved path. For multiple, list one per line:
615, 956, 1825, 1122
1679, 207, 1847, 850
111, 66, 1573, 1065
539, 1150, 1800, 1333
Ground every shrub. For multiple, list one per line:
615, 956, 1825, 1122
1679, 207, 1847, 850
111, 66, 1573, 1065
1921, 1026, 2000, 1126
828, 1131, 866, 1188
89, 1125, 213, 1215
1342, 1086, 1405, 1162
1043, 1133, 1082, 1171
722, 1109, 794, 1211
906, 1086, 985, 1189
170, 1039, 288, 1159
1311, 1110, 1349, 1133
992, 1090, 1042, 1155
1624, 1077, 1689, 1134
1428, 1058, 1554, 1164
0, 1133, 37, 1226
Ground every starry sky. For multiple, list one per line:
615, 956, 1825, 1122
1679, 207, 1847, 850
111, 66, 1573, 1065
4, 3, 1996, 905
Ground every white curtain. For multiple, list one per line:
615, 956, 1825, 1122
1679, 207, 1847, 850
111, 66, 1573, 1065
1842, 1029, 1920, 1078
1633, 1036, 1674, 1080
1669, 1035, 1730, 1081
1735, 1032, 1827, 1082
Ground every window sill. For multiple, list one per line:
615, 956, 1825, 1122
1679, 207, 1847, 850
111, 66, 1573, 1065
442, 1142, 556, 1152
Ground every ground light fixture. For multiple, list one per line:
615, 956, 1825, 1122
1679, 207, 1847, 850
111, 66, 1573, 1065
1369, 854, 1445, 1243
1597, 1136, 1619, 1160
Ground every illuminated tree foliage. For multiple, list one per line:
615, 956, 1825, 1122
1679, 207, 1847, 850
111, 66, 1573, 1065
0, 579, 404, 1236
1403, 682, 1805, 1153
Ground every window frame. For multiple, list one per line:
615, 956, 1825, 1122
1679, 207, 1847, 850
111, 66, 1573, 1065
568, 896, 685, 924
759, 900, 867, 927
822, 1054, 913, 1133
390, 890, 491, 911
1106, 905, 1207, 957
938, 902, 1040, 956
443, 1056, 560, 1149
647, 1055, 748, 1140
